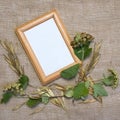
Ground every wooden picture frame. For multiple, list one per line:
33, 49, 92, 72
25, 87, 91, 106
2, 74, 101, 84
16, 9, 81, 85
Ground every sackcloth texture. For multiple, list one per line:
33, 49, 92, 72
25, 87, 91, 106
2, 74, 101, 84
0, 0, 120, 120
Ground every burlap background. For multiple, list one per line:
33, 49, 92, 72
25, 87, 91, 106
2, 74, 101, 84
0, 0, 120, 120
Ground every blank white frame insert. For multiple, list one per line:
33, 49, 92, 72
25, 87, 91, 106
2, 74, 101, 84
16, 9, 80, 85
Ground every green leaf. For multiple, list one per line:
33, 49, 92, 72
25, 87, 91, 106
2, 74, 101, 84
73, 82, 89, 100
41, 94, 49, 104
85, 81, 90, 88
84, 47, 92, 59
64, 88, 74, 98
19, 75, 29, 90
102, 76, 114, 86
1, 91, 13, 104
102, 69, 119, 89
74, 48, 84, 60
26, 98, 42, 108
93, 83, 108, 98
74, 47, 92, 60
61, 64, 80, 80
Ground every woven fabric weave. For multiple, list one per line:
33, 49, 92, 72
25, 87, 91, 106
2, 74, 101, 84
0, 0, 120, 120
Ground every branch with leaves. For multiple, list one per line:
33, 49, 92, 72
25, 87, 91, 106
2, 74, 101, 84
0, 33, 119, 115
61, 32, 119, 102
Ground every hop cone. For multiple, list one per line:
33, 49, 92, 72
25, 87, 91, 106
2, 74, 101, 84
71, 32, 94, 48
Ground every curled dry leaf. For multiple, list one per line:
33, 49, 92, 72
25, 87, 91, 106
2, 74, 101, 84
51, 97, 65, 110
47, 88, 65, 109
12, 102, 26, 111
79, 99, 96, 104
49, 83, 65, 91
29, 107, 45, 115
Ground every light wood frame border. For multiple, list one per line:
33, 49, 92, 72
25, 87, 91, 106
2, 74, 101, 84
16, 9, 81, 85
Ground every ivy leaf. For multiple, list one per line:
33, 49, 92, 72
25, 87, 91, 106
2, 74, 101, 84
74, 47, 92, 60
93, 83, 108, 98
73, 82, 89, 100
1, 91, 13, 104
19, 75, 29, 90
41, 94, 49, 104
61, 64, 80, 80
26, 98, 42, 108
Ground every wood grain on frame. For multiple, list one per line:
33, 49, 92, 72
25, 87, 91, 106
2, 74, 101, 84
16, 9, 81, 85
